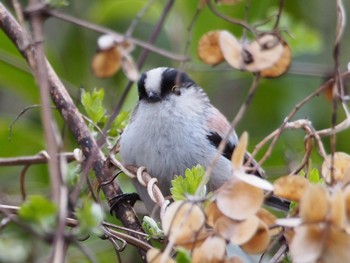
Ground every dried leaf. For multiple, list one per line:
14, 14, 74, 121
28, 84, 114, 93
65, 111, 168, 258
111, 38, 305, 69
273, 175, 310, 202
198, 31, 225, 65
192, 235, 226, 263
214, 215, 260, 245
162, 201, 205, 245
244, 33, 284, 72
300, 184, 328, 223
216, 180, 263, 220
91, 46, 121, 78
219, 30, 243, 69
260, 40, 291, 78
240, 221, 270, 254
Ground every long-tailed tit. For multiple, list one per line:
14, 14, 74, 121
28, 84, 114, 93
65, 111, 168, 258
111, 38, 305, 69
120, 67, 286, 214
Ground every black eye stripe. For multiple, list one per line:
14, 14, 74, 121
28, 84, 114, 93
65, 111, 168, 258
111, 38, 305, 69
160, 68, 194, 97
137, 73, 147, 100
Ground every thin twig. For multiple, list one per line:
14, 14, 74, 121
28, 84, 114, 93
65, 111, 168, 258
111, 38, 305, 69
197, 74, 261, 193
252, 71, 350, 165
45, 9, 188, 62
0, 152, 75, 166
207, 0, 255, 34
273, 0, 285, 29
0, 4, 148, 261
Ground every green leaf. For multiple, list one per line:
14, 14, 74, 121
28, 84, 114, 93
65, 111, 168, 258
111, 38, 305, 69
308, 168, 323, 184
142, 216, 164, 239
18, 195, 57, 233
109, 111, 130, 136
81, 88, 106, 124
170, 165, 206, 201
176, 248, 191, 263
76, 200, 104, 236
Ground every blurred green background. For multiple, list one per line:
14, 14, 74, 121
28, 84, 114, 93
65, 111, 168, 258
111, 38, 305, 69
1, 0, 350, 262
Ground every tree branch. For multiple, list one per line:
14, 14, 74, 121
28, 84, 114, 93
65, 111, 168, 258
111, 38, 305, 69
0, 3, 147, 261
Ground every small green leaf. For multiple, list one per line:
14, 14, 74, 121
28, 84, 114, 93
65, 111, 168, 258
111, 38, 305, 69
170, 165, 206, 201
81, 88, 106, 124
176, 248, 191, 263
18, 195, 57, 233
76, 200, 104, 236
109, 111, 130, 136
142, 216, 164, 239
308, 168, 323, 184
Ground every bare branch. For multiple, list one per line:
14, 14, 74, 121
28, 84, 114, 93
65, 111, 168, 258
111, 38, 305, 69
0, 3, 148, 260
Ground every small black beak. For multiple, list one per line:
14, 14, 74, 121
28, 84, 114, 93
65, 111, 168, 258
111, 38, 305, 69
147, 91, 161, 103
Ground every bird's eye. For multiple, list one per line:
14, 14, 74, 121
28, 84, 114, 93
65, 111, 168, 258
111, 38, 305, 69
171, 85, 181, 96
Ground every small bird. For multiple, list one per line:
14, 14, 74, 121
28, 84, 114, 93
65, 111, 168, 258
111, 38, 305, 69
120, 67, 284, 214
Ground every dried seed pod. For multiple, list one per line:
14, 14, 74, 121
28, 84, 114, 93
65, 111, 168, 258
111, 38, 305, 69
198, 31, 225, 65
273, 175, 310, 202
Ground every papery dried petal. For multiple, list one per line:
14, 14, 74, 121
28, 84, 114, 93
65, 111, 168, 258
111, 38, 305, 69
219, 30, 243, 69
121, 54, 139, 81
162, 201, 205, 245
256, 208, 280, 235
97, 34, 116, 50
343, 185, 350, 221
235, 172, 273, 191
243, 33, 284, 72
192, 235, 226, 263
330, 189, 346, 228
300, 184, 328, 223
217, 180, 263, 220
205, 201, 224, 227
240, 221, 270, 254
146, 248, 175, 263
260, 40, 291, 78
322, 152, 350, 184
322, 227, 350, 263
91, 46, 121, 78
290, 224, 325, 263
273, 175, 310, 202
214, 215, 259, 245
231, 131, 248, 170
198, 31, 225, 65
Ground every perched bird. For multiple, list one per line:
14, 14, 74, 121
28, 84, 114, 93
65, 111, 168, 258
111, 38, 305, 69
120, 67, 285, 214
